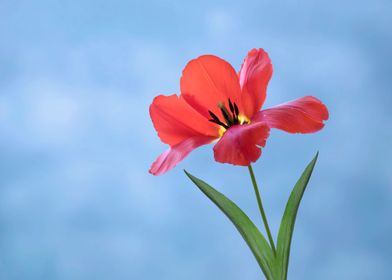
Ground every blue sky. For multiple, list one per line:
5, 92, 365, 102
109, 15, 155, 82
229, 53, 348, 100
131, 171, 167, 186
1, 0, 391, 279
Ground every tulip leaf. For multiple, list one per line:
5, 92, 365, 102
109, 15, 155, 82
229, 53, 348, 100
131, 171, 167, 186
275, 153, 319, 280
184, 170, 276, 280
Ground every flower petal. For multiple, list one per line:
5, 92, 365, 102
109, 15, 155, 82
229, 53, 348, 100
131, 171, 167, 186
180, 55, 242, 119
213, 123, 270, 166
150, 94, 220, 146
252, 96, 329, 133
149, 136, 215, 176
239, 48, 273, 118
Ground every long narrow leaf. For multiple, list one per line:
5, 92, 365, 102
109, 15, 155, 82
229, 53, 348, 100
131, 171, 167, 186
275, 152, 319, 280
184, 170, 275, 280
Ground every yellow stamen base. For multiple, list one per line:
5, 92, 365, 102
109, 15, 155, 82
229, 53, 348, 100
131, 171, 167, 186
238, 114, 250, 125
217, 114, 250, 138
218, 126, 226, 138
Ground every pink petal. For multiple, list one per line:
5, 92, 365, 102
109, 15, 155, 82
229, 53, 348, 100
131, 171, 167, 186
149, 136, 215, 176
239, 48, 273, 118
252, 96, 329, 133
213, 123, 270, 166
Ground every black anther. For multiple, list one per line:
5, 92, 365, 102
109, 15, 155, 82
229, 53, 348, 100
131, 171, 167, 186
228, 98, 234, 114
208, 110, 220, 123
234, 103, 239, 116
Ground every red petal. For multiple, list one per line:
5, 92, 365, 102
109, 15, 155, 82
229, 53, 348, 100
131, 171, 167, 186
213, 123, 270, 166
149, 136, 215, 176
150, 94, 219, 146
180, 55, 242, 119
253, 96, 329, 133
239, 48, 273, 118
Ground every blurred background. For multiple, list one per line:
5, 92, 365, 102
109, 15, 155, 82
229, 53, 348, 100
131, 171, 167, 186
1, 0, 391, 279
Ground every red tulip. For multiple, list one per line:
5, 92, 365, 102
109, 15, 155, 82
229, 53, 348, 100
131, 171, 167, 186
149, 48, 328, 175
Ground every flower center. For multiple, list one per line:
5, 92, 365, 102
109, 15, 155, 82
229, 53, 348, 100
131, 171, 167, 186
208, 98, 249, 134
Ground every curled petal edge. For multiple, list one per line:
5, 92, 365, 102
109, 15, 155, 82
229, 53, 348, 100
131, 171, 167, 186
253, 96, 329, 133
149, 136, 216, 176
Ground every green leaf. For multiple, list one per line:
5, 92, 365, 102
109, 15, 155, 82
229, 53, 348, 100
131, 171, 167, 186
184, 170, 276, 280
275, 152, 319, 280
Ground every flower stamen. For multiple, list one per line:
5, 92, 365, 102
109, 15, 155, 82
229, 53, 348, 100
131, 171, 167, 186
208, 110, 229, 129
208, 99, 248, 130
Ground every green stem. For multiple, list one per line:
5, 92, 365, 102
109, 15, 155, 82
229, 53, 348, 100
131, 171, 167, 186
248, 164, 276, 255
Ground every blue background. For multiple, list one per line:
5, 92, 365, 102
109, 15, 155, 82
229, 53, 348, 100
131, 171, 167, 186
1, 0, 391, 279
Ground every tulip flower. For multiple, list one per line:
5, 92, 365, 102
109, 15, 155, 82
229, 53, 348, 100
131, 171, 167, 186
149, 48, 328, 176
149, 48, 329, 280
